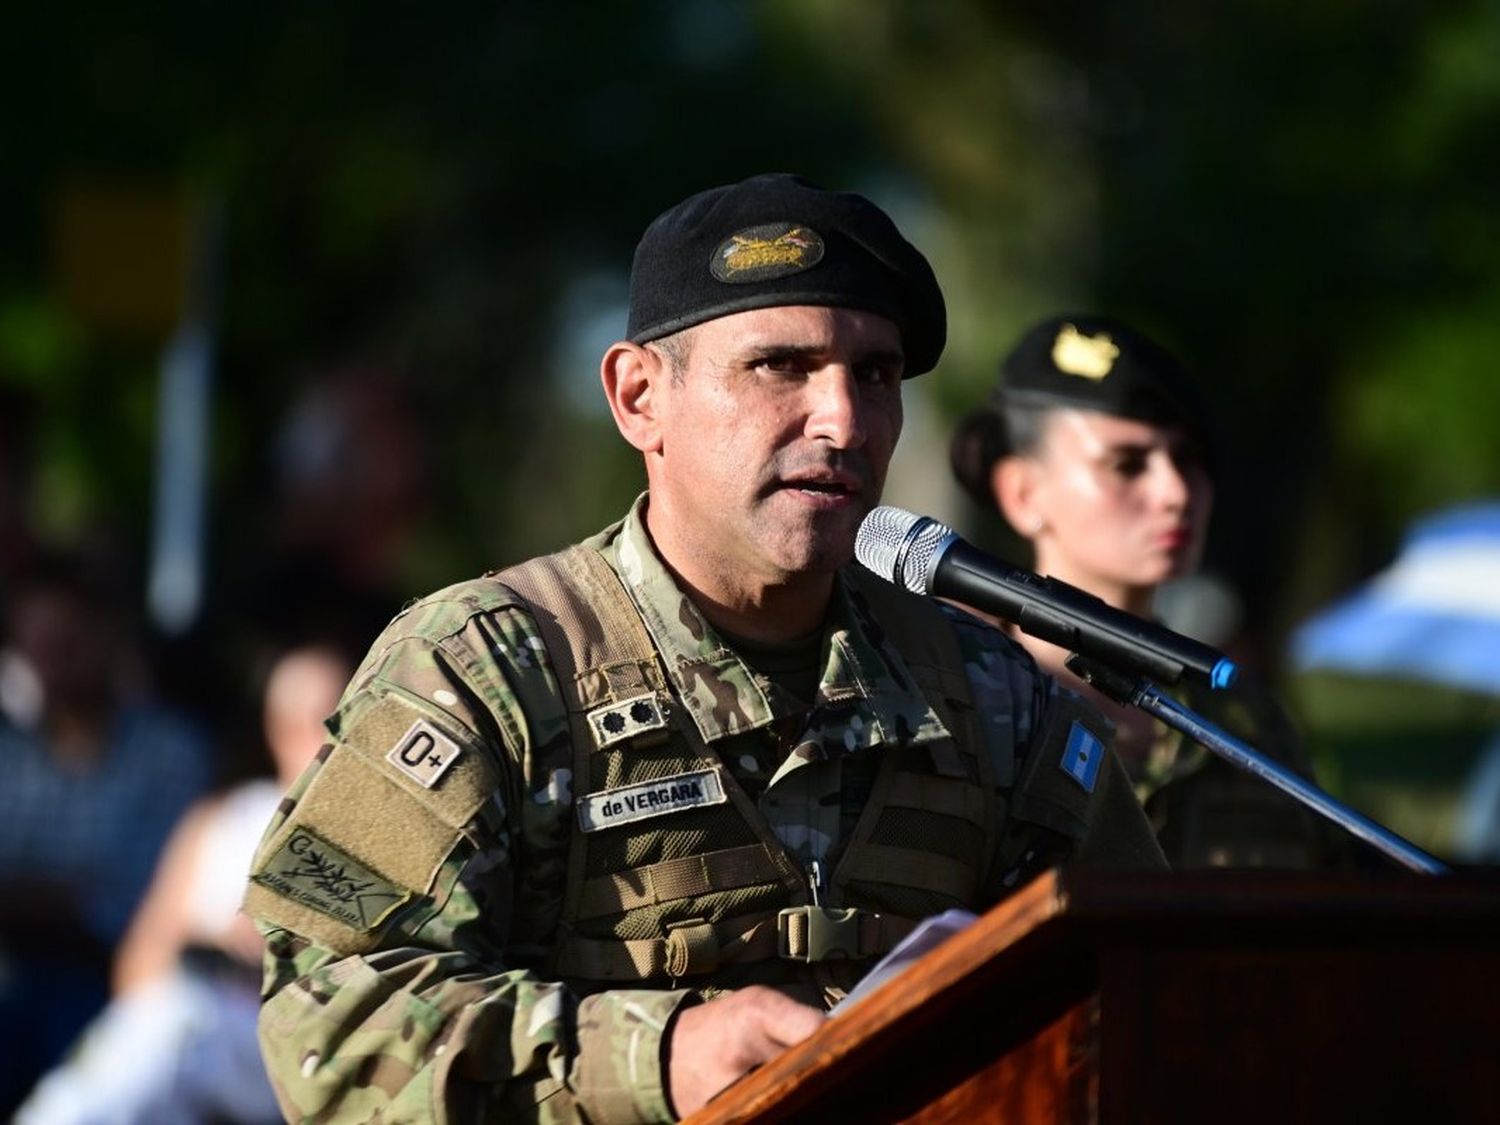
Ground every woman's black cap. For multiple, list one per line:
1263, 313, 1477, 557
950, 314, 1217, 508
627, 173, 947, 376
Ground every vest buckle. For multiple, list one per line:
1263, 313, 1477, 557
777, 905, 864, 962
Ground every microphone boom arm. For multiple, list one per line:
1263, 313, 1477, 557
1066, 655, 1450, 875
854, 506, 1447, 874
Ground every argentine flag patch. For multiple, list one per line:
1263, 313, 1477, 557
1060, 721, 1103, 793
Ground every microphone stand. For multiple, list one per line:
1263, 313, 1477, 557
1065, 655, 1450, 875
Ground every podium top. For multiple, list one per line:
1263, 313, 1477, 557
685, 867, 1500, 1124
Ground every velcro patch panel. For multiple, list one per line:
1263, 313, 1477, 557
245, 746, 461, 953
348, 692, 493, 829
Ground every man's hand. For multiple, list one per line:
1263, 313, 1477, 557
667, 986, 825, 1117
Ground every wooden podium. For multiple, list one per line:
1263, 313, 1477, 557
686, 869, 1500, 1124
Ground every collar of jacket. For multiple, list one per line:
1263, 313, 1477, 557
588, 493, 951, 751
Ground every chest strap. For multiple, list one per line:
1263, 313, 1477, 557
555, 905, 919, 981
496, 545, 662, 701
574, 843, 783, 920
493, 545, 668, 967
837, 846, 979, 903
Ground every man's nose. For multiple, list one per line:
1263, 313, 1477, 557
805, 368, 867, 449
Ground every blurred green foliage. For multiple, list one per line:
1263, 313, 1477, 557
1292, 671, 1500, 854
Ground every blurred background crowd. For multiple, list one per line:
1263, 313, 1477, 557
3, 1, 1500, 1118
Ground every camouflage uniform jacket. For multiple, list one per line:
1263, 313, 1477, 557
1136, 676, 1331, 868
247, 495, 1163, 1124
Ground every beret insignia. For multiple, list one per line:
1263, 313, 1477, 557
1052, 323, 1120, 380
711, 222, 825, 284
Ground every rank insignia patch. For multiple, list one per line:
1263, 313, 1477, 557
1060, 721, 1104, 793
587, 692, 671, 750
252, 828, 410, 931
576, 767, 728, 833
385, 719, 463, 788
711, 222, 825, 283
1052, 323, 1120, 380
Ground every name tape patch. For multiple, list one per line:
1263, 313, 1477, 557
386, 719, 463, 788
1060, 721, 1104, 794
586, 692, 671, 750
577, 768, 727, 833
251, 827, 410, 931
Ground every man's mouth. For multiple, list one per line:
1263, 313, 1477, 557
779, 471, 862, 498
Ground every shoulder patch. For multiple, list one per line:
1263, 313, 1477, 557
251, 826, 410, 932
1060, 721, 1104, 793
1009, 688, 1114, 840
386, 719, 464, 788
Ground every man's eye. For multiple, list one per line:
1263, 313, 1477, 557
1112, 455, 1148, 478
754, 355, 802, 375
855, 363, 901, 386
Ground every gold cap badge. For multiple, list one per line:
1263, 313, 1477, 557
1052, 323, 1119, 380
711, 222, 824, 284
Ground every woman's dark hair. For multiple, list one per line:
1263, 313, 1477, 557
948, 399, 1053, 511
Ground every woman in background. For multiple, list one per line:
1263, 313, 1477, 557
950, 315, 1324, 867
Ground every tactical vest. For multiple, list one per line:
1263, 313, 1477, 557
497, 545, 1003, 1001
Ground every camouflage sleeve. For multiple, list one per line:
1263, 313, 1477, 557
246, 589, 692, 1124
940, 606, 1167, 885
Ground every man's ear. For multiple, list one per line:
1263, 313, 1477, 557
992, 455, 1046, 540
601, 341, 665, 454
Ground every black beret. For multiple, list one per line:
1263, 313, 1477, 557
627, 173, 947, 376
950, 315, 1217, 507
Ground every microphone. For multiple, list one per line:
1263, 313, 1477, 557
854, 506, 1238, 690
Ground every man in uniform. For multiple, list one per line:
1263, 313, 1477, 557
246, 173, 1166, 1124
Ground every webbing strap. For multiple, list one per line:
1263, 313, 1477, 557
840, 844, 978, 902
555, 910, 782, 981
496, 547, 660, 713
575, 843, 784, 920
492, 547, 670, 979
881, 770, 988, 827
556, 904, 919, 981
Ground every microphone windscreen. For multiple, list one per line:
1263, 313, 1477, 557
855, 506, 953, 594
